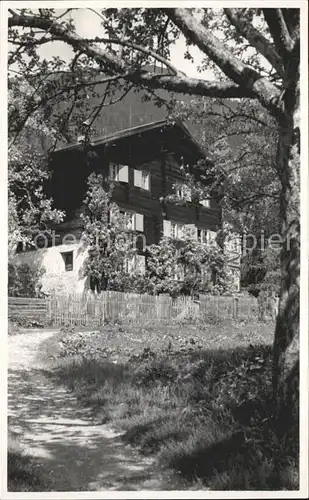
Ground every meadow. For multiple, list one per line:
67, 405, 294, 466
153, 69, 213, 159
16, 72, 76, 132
40, 318, 299, 490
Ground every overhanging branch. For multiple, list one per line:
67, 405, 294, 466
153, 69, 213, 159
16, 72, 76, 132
164, 8, 283, 117
262, 9, 294, 60
84, 37, 182, 75
224, 8, 284, 79
8, 11, 256, 99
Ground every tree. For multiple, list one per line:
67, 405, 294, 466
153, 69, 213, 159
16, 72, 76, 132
80, 173, 138, 292
8, 79, 65, 258
170, 96, 283, 295
8, 7, 301, 433
242, 245, 281, 296
8, 262, 46, 298
172, 97, 281, 236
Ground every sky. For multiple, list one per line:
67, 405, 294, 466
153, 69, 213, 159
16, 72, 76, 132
35, 8, 217, 81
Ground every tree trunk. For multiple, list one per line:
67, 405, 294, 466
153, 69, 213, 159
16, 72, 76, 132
272, 87, 300, 438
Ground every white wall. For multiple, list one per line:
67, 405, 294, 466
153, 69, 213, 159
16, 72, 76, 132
12, 242, 89, 294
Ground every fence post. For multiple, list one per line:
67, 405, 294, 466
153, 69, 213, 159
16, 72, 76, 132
47, 295, 52, 324
234, 297, 239, 320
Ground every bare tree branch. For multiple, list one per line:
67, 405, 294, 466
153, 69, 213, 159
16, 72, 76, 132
224, 8, 285, 78
8, 10, 262, 102
164, 8, 283, 117
55, 88, 79, 147
84, 37, 182, 75
86, 8, 106, 24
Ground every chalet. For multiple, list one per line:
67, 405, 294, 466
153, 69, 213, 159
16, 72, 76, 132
13, 119, 240, 293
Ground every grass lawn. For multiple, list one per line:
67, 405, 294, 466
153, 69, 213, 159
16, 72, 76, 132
41, 319, 299, 490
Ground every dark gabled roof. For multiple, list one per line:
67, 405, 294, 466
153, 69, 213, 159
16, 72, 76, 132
53, 119, 207, 160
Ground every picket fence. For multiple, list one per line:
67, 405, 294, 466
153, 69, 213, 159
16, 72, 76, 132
9, 291, 260, 326
8, 296, 49, 322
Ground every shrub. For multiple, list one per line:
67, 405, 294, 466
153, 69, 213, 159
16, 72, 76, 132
9, 316, 45, 329
8, 262, 46, 298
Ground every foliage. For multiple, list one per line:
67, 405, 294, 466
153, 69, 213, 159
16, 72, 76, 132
242, 246, 281, 296
8, 262, 46, 298
45, 321, 297, 490
172, 98, 280, 236
8, 317, 45, 331
80, 174, 235, 295
145, 232, 235, 296
8, 319, 21, 336
7, 8, 299, 125
8, 7, 301, 435
170, 97, 282, 293
8, 79, 65, 256
80, 173, 139, 291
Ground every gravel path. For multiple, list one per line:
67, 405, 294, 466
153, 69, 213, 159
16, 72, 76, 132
8, 330, 180, 491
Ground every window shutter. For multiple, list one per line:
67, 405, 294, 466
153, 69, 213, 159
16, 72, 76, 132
118, 164, 129, 183
136, 254, 146, 275
163, 220, 171, 237
208, 230, 217, 243
134, 169, 142, 187
135, 213, 144, 232
178, 224, 184, 240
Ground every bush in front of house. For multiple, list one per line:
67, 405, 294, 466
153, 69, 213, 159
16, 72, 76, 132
8, 262, 46, 298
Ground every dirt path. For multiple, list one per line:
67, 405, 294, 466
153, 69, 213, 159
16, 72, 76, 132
8, 330, 180, 491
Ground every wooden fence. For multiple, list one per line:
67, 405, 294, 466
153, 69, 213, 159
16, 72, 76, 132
8, 296, 49, 322
8, 291, 263, 326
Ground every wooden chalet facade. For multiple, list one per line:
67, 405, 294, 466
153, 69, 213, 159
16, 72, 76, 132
14, 120, 240, 293
49, 120, 221, 239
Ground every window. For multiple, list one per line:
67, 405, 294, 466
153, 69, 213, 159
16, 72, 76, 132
176, 183, 184, 198
134, 169, 150, 191
118, 210, 144, 232
135, 254, 146, 275
141, 171, 150, 190
109, 163, 129, 182
201, 266, 210, 284
208, 230, 217, 243
197, 229, 217, 244
200, 199, 210, 208
225, 236, 241, 256
124, 254, 146, 275
124, 255, 135, 274
126, 212, 135, 230
61, 251, 73, 271
119, 210, 133, 230
197, 228, 208, 244
164, 220, 184, 239
171, 222, 177, 239
175, 182, 191, 201
109, 163, 119, 181
174, 264, 185, 281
